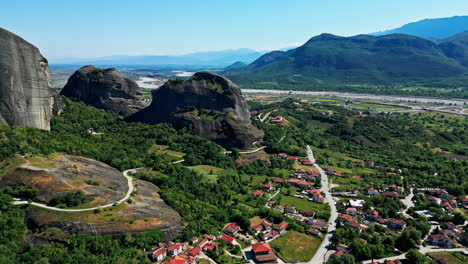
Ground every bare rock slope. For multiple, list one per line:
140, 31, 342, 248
60, 65, 146, 115
0, 28, 62, 130
128, 71, 263, 150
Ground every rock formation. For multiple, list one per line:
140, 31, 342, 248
0, 28, 62, 130
60, 65, 146, 115
128, 72, 263, 150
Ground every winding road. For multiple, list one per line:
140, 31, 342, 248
12, 168, 137, 212
306, 145, 339, 264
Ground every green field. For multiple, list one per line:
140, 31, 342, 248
278, 196, 331, 220
270, 231, 321, 262
427, 252, 467, 264
187, 165, 224, 182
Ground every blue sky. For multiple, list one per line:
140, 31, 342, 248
2, 0, 467, 58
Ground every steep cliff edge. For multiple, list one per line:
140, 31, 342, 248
60, 65, 146, 115
0, 28, 62, 130
127, 72, 263, 150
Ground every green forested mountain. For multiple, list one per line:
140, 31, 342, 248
226, 33, 468, 89
439, 31, 468, 67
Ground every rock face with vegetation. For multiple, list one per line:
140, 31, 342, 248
128, 71, 263, 150
0, 28, 62, 130
60, 65, 146, 115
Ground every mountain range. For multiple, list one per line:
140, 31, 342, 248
50, 48, 265, 67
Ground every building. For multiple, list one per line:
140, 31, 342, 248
251, 243, 278, 263
434, 189, 449, 198
203, 234, 216, 241
344, 221, 363, 231
202, 242, 218, 252
428, 235, 453, 247
270, 116, 284, 124
299, 209, 315, 218
277, 153, 288, 159
150, 247, 167, 262
365, 187, 380, 196
224, 222, 240, 236
187, 247, 201, 257
164, 255, 196, 264
308, 228, 321, 236
345, 207, 357, 216
366, 210, 379, 221
252, 190, 263, 197
273, 222, 288, 234
167, 243, 184, 256
387, 219, 407, 231
263, 230, 279, 241
336, 244, 350, 253
220, 234, 236, 245
349, 199, 365, 209
263, 183, 273, 192
338, 214, 357, 223
367, 161, 375, 167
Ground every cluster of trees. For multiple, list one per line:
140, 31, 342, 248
48, 191, 91, 207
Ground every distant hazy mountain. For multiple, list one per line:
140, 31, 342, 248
50, 48, 265, 67
373, 16, 468, 39
225, 61, 247, 70
226, 33, 467, 86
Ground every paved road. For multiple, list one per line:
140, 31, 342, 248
13, 168, 137, 212
400, 188, 414, 219
362, 248, 468, 263
224, 146, 267, 155
307, 145, 339, 264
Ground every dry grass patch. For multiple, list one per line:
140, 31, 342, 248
148, 144, 186, 158
249, 216, 266, 227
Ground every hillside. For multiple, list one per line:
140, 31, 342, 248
438, 31, 468, 67
373, 15, 468, 39
226, 33, 468, 87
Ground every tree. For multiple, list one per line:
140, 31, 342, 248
406, 249, 429, 264
396, 229, 422, 251
326, 254, 356, 264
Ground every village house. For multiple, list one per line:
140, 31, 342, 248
273, 222, 289, 234
287, 178, 312, 188
267, 201, 276, 207
150, 247, 167, 262
338, 214, 357, 224
263, 183, 273, 192
252, 221, 273, 234
336, 244, 350, 253
224, 222, 241, 236
331, 250, 344, 258
164, 255, 196, 264
365, 187, 380, 196
187, 247, 201, 257
220, 234, 236, 245
344, 221, 362, 231
284, 205, 296, 214
252, 190, 263, 197
349, 199, 365, 209
197, 239, 208, 248
287, 156, 298, 162
270, 116, 284, 124
203, 234, 216, 241
325, 168, 336, 175
190, 237, 199, 245
345, 207, 357, 216
427, 235, 453, 247
262, 230, 280, 241
366, 210, 379, 221
299, 209, 315, 218
167, 243, 184, 256
367, 161, 375, 167
460, 196, 468, 207
277, 153, 288, 159
251, 243, 278, 263
272, 178, 283, 185
308, 228, 321, 236
202, 242, 218, 252
434, 189, 449, 198
387, 219, 407, 231
299, 159, 314, 166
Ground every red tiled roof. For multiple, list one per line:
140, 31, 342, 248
252, 190, 263, 196
252, 242, 272, 253
338, 214, 357, 222
188, 247, 201, 256
345, 221, 362, 228
272, 178, 282, 182
167, 243, 183, 251
332, 251, 344, 257
203, 242, 218, 251
252, 225, 263, 231
389, 218, 406, 226
275, 222, 288, 230
164, 255, 187, 264
287, 157, 298, 160
152, 247, 167, 258
220, 234, 235, 243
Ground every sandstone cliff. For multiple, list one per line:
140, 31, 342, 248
60, 65, 146, 115
127, 72, 263, 150
0, 28, 62, 130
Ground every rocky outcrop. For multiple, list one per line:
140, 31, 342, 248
60, 65, 146, 115
0, 28, 62, 130
127, 71, 263, 150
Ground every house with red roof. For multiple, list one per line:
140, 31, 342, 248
434, 189, 449, 198
287, 157, 298, 162
299, 209, 315, 218
267, 200, 276, 207
460, 196, 468, 206
344, 221, 363, 231
251, 243, 277, 263
252, 190, 263, 197
262, 230, 280, 241
190, 237, 199, 244
367, 161, 375, 167
270, 116, 284, 124
187, 247, 201, 257
338, 214, 357, 223
272, 178, 283, 184
273, 222, 288, 234
299, 159, 313, 166
167, 243, 184, 256
164, 255, 196, 264
345, 207, 357, 216
263, 183, 273, 192
331, 250, 344, 258
202, 242, 218, 252
284, 205, 296, 214
220, 234, 236, 245
197, 239, 208, 248
428, 235, 453, 247
150, 247, 167, 262
203, 234, 215, 241
387, 219, 406, 231
277, 153, 288, 159
336, 244, 349, 253
366, 210, 379, 221
308, 228, 321, 236
224, 222, 240, 236
365, 187, 380, 196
